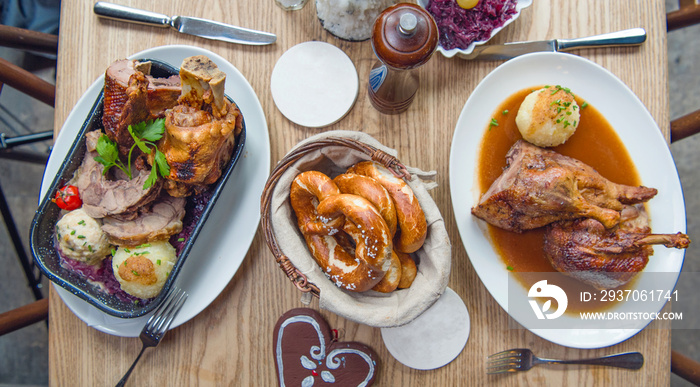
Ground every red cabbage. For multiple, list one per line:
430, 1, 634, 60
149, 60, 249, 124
426, 0, 518, 50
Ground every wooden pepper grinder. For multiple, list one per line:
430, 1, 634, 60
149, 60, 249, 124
368, 3, 438, 114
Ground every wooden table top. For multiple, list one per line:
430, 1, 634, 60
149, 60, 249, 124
49, 0, 671, 385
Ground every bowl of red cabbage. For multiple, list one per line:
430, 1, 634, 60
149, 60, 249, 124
418, 0, 532, 59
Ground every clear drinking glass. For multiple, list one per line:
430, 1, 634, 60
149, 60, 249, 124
275, 0, 308, 11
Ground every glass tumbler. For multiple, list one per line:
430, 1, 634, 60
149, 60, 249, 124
275, 0, 308, 11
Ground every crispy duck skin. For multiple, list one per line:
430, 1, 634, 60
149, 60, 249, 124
544, 204, 690, 289
103, 64, 150, 155
471, 140, 658, 232
158, 55, 243, 197
102, 59, 181, 155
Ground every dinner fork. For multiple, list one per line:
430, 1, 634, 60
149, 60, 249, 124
486, 348, 644, 374
115, 288, 188, 387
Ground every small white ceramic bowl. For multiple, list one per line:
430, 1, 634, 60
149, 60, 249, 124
417, 0, 533, 59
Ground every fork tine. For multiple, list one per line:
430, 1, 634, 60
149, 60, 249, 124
146, 288, 181, 327
147, 288, 186, 336
486, 357, 522, 368
486, 349, 525, 374
157, 291, 188, 336
487, 349, 522, 359
486, 365, 520, 374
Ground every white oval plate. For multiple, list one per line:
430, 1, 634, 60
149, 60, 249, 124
449, 52, 686, 348
40, 45, 271, 337
417, 0, 532, 59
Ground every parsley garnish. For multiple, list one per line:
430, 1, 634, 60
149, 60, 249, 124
94, 118, 170, 190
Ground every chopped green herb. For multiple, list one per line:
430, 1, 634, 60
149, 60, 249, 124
489, 118, 499, 129
124, 248, 131, 253
581, 101, 589, 109
77, 235, 86, 239
177, 237, 185, 242
88, 245, 93, 252
157, 259, 162, 265
95, 118, 170, 190
70, 230, 76, 235
135, 243, 152, 249
507, 265, 514, 271
111, 248, 116, 256
502, 109, 509, 115
78, 220, 86, 226
134, 300, 139, 305
131, 270, 139, 276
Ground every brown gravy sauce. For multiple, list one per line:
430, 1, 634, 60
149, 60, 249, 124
477, 87, 642, 313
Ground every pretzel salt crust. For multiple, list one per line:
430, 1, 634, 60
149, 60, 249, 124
347, 161, 428, 253
316, 194, 394, 274
333, 173, 398, 236
290, 172, 386, 292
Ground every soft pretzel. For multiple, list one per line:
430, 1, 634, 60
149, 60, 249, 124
372, 251, 401, 293
333, 173, 398, 236
347, 161, 427, 253
290, 171, 343, 235
396, 251, 417, 289
291, 172, 384, 292
316, 194, 394, 275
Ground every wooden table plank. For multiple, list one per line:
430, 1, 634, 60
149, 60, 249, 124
49, 0, 671, 385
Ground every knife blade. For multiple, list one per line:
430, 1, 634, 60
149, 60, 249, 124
458, 28, 646, 60
93, 2, 276, 46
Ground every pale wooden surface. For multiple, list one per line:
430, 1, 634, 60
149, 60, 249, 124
49, 0, 671, 385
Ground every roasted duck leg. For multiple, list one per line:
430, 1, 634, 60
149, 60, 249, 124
103, 59, 180, 155
544, 204, 690, 289
471, 140, 658, 232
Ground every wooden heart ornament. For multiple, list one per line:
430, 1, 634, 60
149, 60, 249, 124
273, 308, 378, 386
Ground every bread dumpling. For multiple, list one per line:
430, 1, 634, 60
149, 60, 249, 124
56, 208, 113, 264
112, 240, 176, 299
516, 85, 580, 147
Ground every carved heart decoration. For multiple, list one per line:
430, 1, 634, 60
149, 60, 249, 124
273, 308, 378, 387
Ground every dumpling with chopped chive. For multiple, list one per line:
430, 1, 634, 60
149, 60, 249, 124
56, 208, 113, 264
111, 240, 176, 299
515, 85, 581, 147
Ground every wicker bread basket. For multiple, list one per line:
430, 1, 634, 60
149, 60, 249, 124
260, 131, 450, 327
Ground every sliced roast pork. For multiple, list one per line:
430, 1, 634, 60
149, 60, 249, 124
101, 194, 186, 247
74, 130, 162, 220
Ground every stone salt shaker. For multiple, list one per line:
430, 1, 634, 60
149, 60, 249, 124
368, 3, 438, 114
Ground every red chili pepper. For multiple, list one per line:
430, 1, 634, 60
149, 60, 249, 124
52, 185, 82, 211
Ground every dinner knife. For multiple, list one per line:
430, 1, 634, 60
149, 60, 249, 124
459, 28, 646, 60
93, 2, 276, 46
